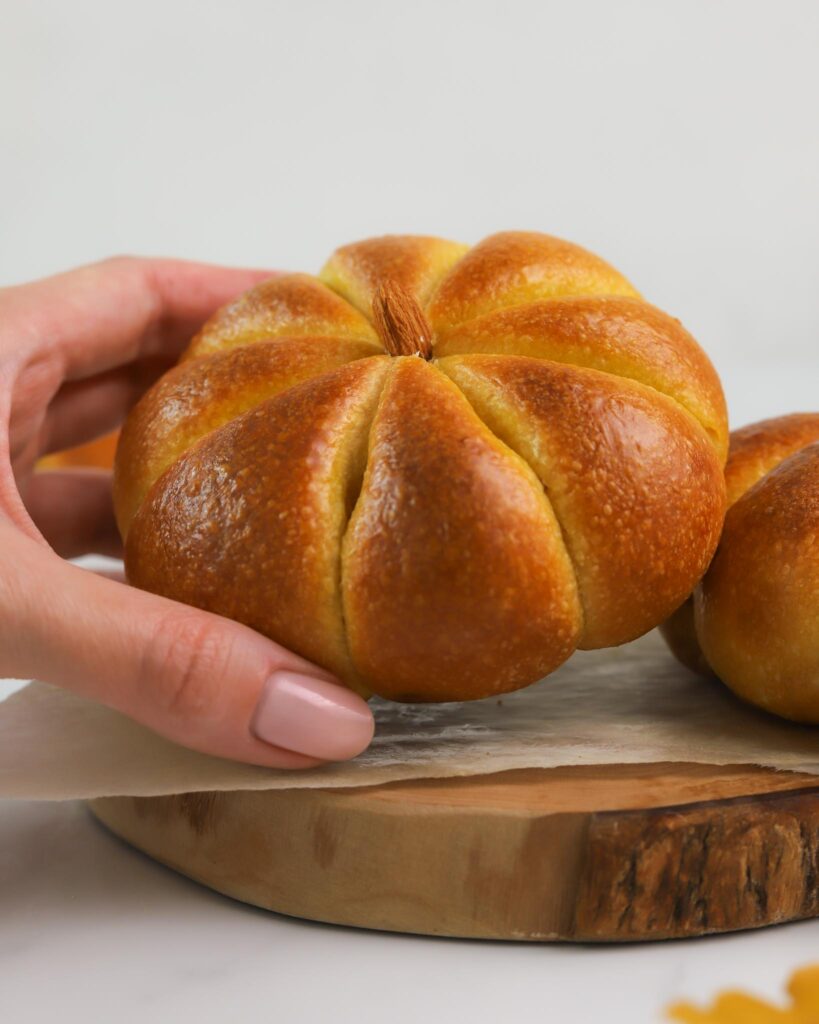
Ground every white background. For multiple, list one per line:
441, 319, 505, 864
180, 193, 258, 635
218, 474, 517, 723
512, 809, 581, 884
2, 0, 817, 424
1, 2, 818, 1022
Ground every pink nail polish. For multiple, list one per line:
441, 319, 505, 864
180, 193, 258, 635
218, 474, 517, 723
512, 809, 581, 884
251, 671, 374, 761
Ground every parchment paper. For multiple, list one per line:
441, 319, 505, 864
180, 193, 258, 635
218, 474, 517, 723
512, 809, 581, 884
3, 631, 819, 801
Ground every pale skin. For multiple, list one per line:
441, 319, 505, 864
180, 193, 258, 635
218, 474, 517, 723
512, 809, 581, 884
0, 258, 375, 767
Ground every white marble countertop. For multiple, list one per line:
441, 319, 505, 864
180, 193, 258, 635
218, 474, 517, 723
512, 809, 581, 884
1, 796, 818, 1024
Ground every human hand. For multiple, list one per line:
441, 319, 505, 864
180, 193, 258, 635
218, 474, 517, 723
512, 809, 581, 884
0, 258, 374, 766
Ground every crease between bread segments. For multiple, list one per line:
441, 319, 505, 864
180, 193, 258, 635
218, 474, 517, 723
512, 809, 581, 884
431, 363, 587, 643
438, 354, 726, 649
317, 249, 725, 463
335, 359, 399, 698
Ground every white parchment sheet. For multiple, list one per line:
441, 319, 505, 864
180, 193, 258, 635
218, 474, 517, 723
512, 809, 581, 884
3, 632, 819, 800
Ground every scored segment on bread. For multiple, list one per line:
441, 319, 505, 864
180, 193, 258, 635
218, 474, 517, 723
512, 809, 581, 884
722, 413, 819, 503
125, 358, 391, 695
319, 235, 470, 315
435, 296, 728, 459
183, 273, 379, 361
118, 232, 729, 700
440, 355, 725, 650
426, 231, 641, 332
114, 336, 383, 537
341, 357, 583, 700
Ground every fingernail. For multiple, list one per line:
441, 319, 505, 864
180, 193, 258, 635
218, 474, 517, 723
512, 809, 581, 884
251, 671, 374, 761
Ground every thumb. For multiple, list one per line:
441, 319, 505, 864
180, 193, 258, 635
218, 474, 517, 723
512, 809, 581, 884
2, 527, 374, 767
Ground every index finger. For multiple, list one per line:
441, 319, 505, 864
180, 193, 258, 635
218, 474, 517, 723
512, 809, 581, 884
1, 256, 276, 380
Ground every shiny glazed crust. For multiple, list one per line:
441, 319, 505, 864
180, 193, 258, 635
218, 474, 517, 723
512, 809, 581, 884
661, 413, 819, 721
116, 232, 728, 701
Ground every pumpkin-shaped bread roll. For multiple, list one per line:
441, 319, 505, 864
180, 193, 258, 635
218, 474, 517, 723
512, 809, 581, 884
662, 413, 819, 721
115, 233, 728, 701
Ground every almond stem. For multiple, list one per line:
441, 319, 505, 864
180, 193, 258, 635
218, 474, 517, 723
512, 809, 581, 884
372, 281, 434, 359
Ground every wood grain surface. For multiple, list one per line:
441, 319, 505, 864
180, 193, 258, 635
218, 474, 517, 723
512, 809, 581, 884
90, 761, 819, 942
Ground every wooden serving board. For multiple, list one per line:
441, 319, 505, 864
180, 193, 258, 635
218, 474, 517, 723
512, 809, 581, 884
89, 761, 819, 942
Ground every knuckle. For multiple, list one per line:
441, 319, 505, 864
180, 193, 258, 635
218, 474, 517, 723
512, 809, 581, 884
100, 254, 141, 271
142, 612, 234, 721
97, 256, 153, 298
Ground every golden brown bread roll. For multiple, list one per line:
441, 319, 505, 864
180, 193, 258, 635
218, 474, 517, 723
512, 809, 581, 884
661, 413, 819, 721
115, 232, 728, 701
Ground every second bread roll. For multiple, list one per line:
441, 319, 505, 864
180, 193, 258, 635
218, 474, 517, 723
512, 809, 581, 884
662, 414, 819, 721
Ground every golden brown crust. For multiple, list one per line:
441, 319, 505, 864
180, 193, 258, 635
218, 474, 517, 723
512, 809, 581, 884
440, 355, 725, 649
341, 358, 582, 700
118, 231, 729, 702
662, 413, 819, 695
434, 295, 728, 461
320, 235, 468, 315
427, 231, 639, 334
126, 358, 390, 692
695, 443, 819, 722
114, 336, 382, 538
184, 273, 378, 360
724, 413, 819, 505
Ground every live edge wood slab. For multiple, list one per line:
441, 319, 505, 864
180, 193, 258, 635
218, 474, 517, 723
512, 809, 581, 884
89, 761, 819, 942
